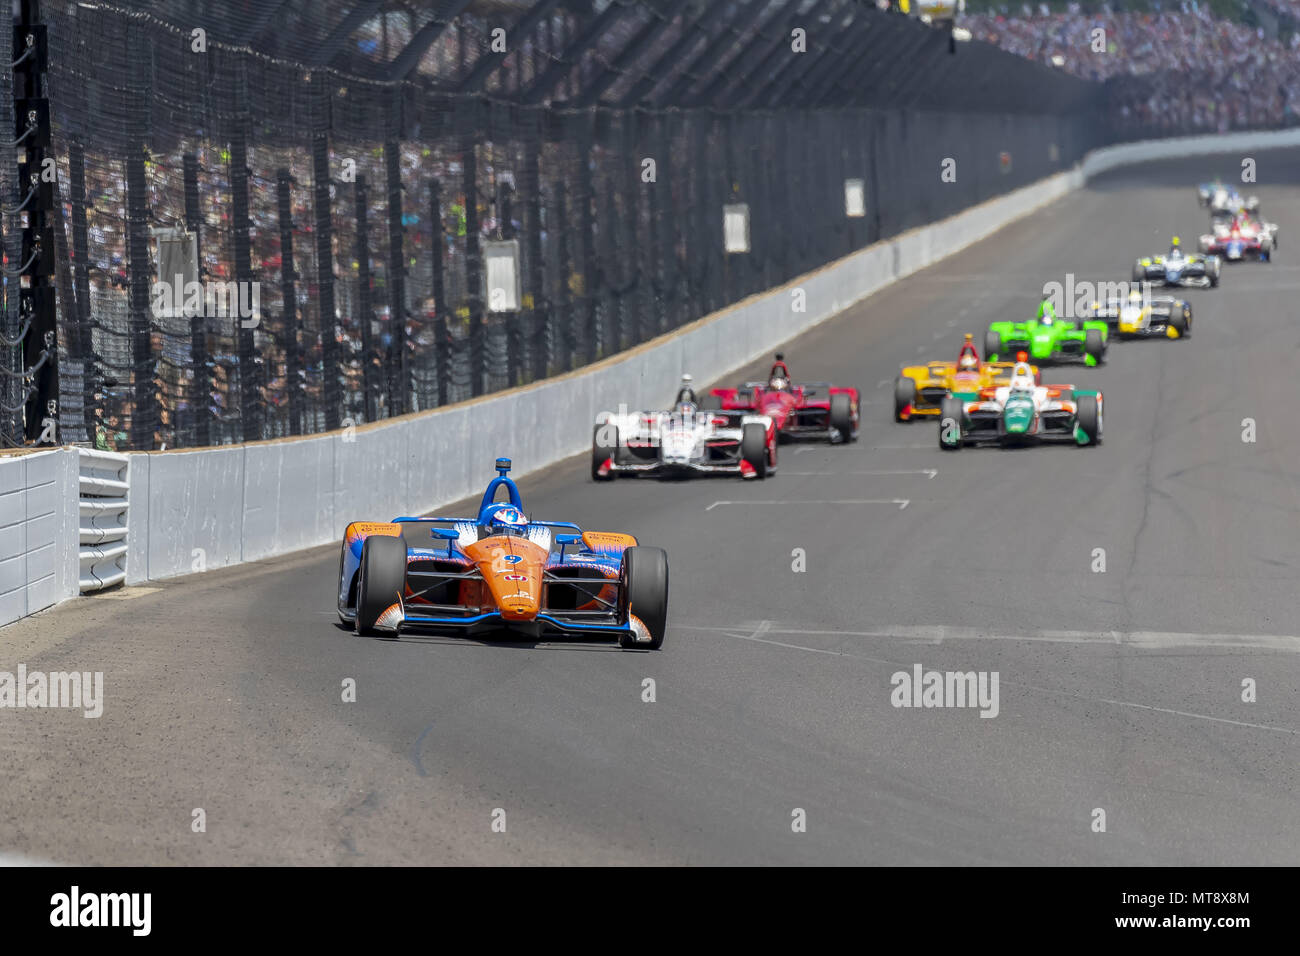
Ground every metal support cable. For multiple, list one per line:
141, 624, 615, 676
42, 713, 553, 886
0, 248, 39, 275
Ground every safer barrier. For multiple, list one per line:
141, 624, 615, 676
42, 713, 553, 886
77, 450, 130, 592
1, 447, 131, 626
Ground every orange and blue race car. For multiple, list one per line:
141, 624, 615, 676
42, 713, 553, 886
894, 334, 1039, 422
706, 354, 859, 443
336, 458, 669, 649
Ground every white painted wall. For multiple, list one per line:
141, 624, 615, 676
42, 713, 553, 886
0, 449, 79, 626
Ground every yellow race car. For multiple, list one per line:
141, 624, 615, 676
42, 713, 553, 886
894, 334, 1040, 422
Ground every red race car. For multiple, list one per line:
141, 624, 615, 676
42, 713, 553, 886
705, 354, 859, 444
1198, 213, 1277, 262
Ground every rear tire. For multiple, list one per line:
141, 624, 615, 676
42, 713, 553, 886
620, 546, 669, 650
1076, 394, 1102, 446
741, 422, 768, 478
1132, 260, 1144, 283
829, 392, 853, 441
939, 396, 963, 450
984, 330, 1001, 362
1084, 329, 1105, 364
356, 535, 407, 636
701, 394, 722, 410
336, 539, 354, 627
1208, 258, 1220, 287
894, 377, 916, 423
1169, 308, 1188, 338
591, 423, 618, 481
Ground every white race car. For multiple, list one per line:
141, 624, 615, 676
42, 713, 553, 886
591, 376, 778, 480
1208, 185, 1260, 215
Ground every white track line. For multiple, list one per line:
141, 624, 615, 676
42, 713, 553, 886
686, 623, 1300, 651
781, 469, 936, 478
692, 625, 1300, 735
706, 499, 909, 511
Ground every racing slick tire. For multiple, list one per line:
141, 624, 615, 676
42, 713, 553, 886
984, 330, 1001, 362
1075, 394, 1102, 446
1261, 237, 1273, 263
939, 396, 964, 451
619, 546, 669, 650
356, 534, 407, 637
1169, 307, 1189, 338
701, 394, 722, 410
829, 392, 854, 442
741, 422, 769, 478
1084, 329, 1105, 364
894, 376, 916, 423
336, 539, 354, 627
1132, 260, 1145, 284
591, 423, 618, 481
1208, 258, 1221, 287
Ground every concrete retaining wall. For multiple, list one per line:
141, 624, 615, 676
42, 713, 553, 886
0, 449, 79, 626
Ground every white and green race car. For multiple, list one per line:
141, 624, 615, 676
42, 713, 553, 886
939, 358, 1102, 449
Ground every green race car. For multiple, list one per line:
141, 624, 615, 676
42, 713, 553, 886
984, 301, 1108, 367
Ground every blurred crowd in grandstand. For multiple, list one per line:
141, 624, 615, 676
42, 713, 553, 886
965, 1, 1300, 131
76, 138, 523, 450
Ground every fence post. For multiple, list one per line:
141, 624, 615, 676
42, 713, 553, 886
524, 136, 547, 382
579, 118, 598, 364
68, 143, 96, 439
229, 124, 260, 443
553, 180, 573, 372
429, 178, 449, 407
124, 27, 154, 450
354, 174, 376, 421
499, 175, 520, 387
384, 139, 407, 416
463, 135, 485, 397
311, 80, 341, 432
276, 168, 302, 436
180, 152, 210, 446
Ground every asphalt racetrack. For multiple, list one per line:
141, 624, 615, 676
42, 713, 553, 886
4, 151, 1299, 865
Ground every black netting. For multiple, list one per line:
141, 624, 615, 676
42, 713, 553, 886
5, 0, 1145, 450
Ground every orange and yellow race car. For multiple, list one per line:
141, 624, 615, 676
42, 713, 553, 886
336, 458, 669, 650
893, 334, 1040, 422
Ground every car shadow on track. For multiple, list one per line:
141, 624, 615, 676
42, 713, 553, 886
330, 621, 633, 652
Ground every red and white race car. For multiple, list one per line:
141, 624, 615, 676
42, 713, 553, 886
1199, 213, 1278, 262
706, 354, 859, 444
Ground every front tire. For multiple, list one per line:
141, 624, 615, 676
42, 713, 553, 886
1075, 394, 1102, 446
356, 535, 407, 636
829, 392, 854, 441
1169, 307, 1189, 338
741, 422, 768, 478
1084, 329, 1105, 365
592, 423, 618, 481
620, 546, 669, 650
939, 396, 963, 450
894, 377, 916, 422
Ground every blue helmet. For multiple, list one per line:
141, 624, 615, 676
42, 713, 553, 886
480, 502, 530, 538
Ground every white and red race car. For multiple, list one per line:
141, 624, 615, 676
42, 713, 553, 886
591, 376, 778, 481
1199, 213, 1278, 262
